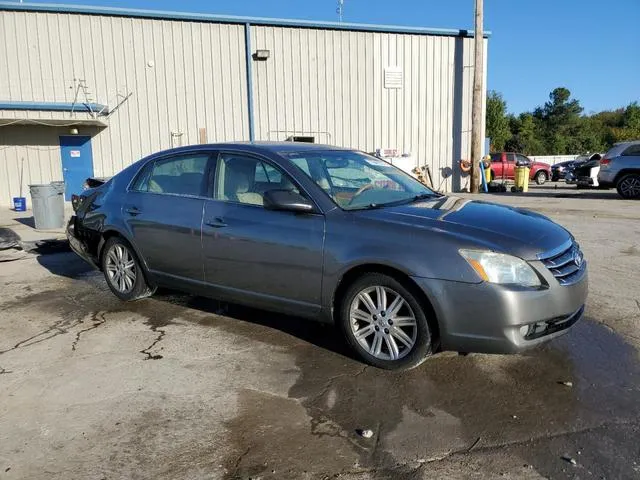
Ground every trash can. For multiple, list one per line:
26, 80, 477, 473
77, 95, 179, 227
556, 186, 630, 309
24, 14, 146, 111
514, 166, 530, 192
29, 181, 65, 230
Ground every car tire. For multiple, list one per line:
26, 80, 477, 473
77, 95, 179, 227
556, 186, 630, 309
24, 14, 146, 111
101, 236, 155, 301
616, 174, 640, 199
339, 273, 433, 370
535, 171, 547, 185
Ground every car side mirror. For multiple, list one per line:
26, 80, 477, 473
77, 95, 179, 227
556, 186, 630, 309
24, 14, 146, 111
263, 189, 315, 213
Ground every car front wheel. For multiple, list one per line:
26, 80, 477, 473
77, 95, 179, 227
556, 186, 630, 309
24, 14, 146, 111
339, 273, 433, 370
101, 237, 155, 301
616, 174, 640, 199
535, 171, 547, 185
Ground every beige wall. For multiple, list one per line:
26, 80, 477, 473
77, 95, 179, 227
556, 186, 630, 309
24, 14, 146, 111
0, 10, 249, 204
251, 26, 487, 191
0, 8, 486, 205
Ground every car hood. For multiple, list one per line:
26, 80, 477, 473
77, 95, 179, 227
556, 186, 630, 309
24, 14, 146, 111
364, 196, 571, 260
531, 161, 550, 169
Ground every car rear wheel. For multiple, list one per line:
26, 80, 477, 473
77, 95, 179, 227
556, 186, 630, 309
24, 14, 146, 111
102, 237, 154, 301
339, 273, 433, 370
535, 171, 547, 185
616, 174, 640, 199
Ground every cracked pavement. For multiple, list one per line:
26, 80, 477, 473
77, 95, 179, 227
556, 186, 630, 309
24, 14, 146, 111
1, 185, 640, 479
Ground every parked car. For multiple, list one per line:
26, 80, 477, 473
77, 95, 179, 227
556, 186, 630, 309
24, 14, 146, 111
597, 140, 640, 198
564, 153, 602, 187
489, 152, 552, 185
67, 143, 588, 370
563, 155, 588, 185
551, 160, 577, 181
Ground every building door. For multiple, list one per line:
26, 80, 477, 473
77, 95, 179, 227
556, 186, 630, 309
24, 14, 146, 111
59, 135, 94, 200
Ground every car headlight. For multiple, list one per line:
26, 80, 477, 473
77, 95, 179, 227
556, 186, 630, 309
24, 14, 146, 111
459, 250, 541, 287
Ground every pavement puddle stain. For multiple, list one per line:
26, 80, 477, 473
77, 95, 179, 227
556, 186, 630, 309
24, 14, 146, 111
211, 309, 640, 479
4, 253, 640, 478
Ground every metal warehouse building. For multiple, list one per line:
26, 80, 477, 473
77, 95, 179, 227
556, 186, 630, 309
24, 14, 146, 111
0, 2, 487, 205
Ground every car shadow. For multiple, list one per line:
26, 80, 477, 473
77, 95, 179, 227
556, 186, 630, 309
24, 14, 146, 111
483, 184, 622, 200
152, 289, 356, 361
36, 250, 94, 279
34, 251, 354, 360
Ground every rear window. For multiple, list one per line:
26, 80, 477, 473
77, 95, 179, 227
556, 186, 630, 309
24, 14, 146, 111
622, 144, 640, 156
603, 143, 631, 159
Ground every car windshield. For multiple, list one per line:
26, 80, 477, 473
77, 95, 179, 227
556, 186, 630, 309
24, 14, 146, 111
284, 150, 438, 210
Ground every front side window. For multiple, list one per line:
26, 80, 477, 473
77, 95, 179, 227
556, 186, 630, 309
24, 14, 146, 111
285, 150, 437, 210
133, 154, 209, 196
214, 153, 299, 206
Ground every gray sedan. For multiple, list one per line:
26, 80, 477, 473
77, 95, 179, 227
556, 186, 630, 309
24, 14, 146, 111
67, 143, 588, 370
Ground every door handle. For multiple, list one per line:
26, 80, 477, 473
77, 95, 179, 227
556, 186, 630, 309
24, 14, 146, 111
125, 207, 141, 216
205, 217, 227, 228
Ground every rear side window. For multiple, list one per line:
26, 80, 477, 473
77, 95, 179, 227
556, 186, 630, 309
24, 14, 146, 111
622, 144, 640, 156
130, 162, 154, 191
132, 154, 209, 196
490, 153, 502, 162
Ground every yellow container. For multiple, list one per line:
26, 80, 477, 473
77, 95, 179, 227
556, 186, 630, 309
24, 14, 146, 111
514, 166, 530, 192
484, 166, 492, 182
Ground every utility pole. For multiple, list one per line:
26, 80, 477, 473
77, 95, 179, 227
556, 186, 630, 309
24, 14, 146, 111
337, 0, 344, 22
470, 0, 484, 193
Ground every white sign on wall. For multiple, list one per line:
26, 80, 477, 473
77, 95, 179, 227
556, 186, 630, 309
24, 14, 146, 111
70, 150, 81, 158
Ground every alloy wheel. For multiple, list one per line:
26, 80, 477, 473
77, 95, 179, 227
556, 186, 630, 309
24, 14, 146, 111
619, 176, 640, 198
105, 244, 137, 293
349, 286, 418, 361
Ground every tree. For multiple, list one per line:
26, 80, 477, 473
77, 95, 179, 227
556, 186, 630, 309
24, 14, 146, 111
485, 91, 511, 151
535, 87, 584, 154
487, 88, 638, 157
505, 113, 545, 155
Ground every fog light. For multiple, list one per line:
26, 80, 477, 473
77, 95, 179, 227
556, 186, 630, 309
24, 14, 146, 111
520, 322, 548, 340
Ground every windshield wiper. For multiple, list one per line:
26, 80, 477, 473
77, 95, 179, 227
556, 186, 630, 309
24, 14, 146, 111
412, 193, 440, 201
349, 193, 440, 211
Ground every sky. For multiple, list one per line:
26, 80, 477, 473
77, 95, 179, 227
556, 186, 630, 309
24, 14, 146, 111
28, 0, 640, 114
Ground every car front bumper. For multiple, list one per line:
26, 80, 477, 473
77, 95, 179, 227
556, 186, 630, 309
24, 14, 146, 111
412, 266, 588, 354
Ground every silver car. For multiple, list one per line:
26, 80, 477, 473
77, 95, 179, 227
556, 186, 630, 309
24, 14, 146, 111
67, 143, 588, 370
597, 140, 640, 198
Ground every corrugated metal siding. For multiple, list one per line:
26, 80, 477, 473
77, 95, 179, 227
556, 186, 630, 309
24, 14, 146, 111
0, 8, 486, 204
0, 10, 248, 203
251, 26, 482, 191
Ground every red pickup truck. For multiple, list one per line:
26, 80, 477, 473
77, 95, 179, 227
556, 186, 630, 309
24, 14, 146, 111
489, 152, 551, 185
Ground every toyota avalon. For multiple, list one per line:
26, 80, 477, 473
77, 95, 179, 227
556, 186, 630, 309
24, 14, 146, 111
67, 143, 588, 370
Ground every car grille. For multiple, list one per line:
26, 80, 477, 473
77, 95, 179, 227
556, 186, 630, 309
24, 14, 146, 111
539, 241, 586, 286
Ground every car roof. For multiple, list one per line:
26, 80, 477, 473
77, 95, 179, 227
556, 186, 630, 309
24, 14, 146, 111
614, 140, 640, 146
150, 141, 353, 158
